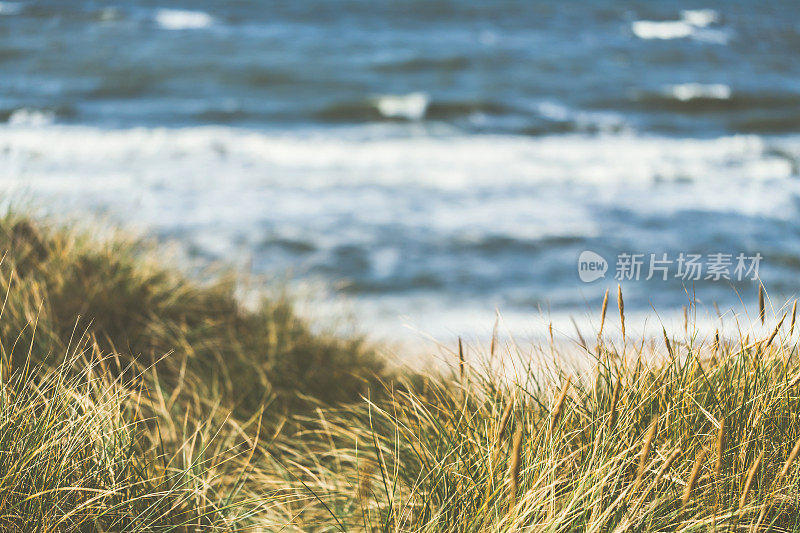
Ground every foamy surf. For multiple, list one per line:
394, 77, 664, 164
375, 92, 430, 121
680, 9, 719, 28
155, 9, 214, 30
632, 9, 726, 42
0, 125, 793, 190
669, 83, 731, 102
0, 123, 797, 343
632, 20, 695, 40
7, 109, 55, 127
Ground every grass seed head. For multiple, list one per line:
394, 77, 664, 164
548, 376, 571, 437
598, 288, 609, 339
655, 448, 681, 486
765, 312, 786, 348
496, 394, 516, 443
779, 437, 800, 482
636, 418, 658, 487
715, 417, 726, 480
508, 424, 524, 511
739, 451, 764, 511
682, 448, 707, 507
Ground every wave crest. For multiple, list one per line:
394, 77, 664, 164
375, 92, 429, 121
155, 9, 214, 30
632, 9, 726, 43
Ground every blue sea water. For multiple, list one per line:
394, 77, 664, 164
1, 0, 799, 341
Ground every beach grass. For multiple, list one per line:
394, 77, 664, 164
272, 310, 800, 531
0, 213, 385, 415
1, 213, 799, 531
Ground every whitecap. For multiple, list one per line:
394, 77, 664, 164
7, 109, 55, 127
155, 9, 214, 30
681, 9, 719, 28
375, 92, 429, 121
631, 20, 694, 40
632, 8, 726, 42
0, 1, 22, 15
669, 83, 731, 101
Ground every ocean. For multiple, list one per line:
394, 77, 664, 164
1, 0, 799, 343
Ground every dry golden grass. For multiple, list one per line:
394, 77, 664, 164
3, 212, 800, 531
271, 291, 800, 531
0, 212, 388, 530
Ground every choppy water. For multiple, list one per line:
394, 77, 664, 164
1, 0, 799, 342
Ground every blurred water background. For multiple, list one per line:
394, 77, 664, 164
1, 0, 799, 343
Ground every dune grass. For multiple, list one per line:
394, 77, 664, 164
268, 295, 800, 531
0, 214, 385, 415
0, 212, 389, 530
0, 213, 799, 530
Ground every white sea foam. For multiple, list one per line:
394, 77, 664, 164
0, 125, 793, 267
681, 9, 719, 28
632, 8, 725, 42
632, 20, 695, 40
0, 124, 794, 232
155, 9, 214, 30
0, 125, 793, 189
0, 124, 796, 344
7, 108, 55, 127
375, 92, 429, 121
669, 83, 731, 101
0, 1, 22, 15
